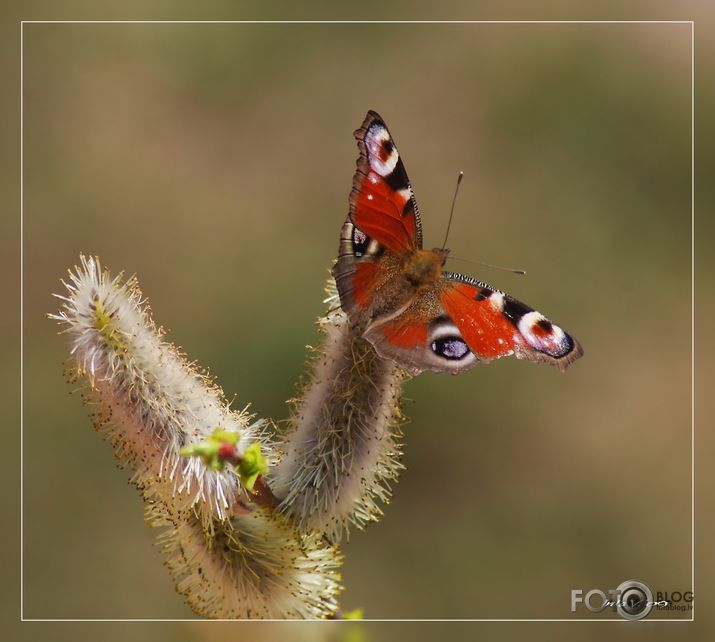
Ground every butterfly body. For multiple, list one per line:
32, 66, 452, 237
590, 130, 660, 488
403, 248, 449, 287
332, 110, 583, 376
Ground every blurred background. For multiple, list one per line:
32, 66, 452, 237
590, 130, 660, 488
8, 14, 709, 640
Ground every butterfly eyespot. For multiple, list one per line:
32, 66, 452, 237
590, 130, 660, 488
431, 336, 471, 361
365, 124, 399, 177
517, 311, 569, 357
380, 138, 395, 160
352, 227, 369, 256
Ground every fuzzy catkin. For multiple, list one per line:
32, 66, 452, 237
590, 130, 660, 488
52, 256, 343, 618
271, 288, 406, 542
52, 255, 263, 524
148, 497, 342, 619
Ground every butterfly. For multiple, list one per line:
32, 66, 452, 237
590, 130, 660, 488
331, 110, 583, 375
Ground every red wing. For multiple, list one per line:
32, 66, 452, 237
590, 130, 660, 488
441, 273, 583, 371
350, 110, 422, 254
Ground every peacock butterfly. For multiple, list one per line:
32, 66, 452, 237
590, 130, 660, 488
332, 110, 583, 375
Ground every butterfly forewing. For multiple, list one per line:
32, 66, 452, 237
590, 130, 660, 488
350, 110, 422, 252
332, 111, 422, 325
441, 273, 583, 372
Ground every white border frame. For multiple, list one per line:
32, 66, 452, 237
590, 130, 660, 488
19, 19, 696, 623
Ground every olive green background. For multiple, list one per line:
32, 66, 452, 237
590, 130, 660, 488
3, 3, 713, 642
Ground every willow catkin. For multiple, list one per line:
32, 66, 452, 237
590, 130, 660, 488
271, 284, 406, 541
51, 255, 342, 618
51, 255, 264, 521
147, 497, 342, 619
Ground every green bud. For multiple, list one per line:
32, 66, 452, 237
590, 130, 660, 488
179, 426, 240, 471
237, 442, 267, 492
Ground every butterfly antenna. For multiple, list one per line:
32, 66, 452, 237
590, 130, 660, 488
448, 255, 527, 276
441, 171, 464, 250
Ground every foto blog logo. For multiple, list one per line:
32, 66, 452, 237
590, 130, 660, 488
571, 580, 675, 621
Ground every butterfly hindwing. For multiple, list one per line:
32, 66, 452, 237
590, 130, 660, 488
332, 219, 387, 325
362, 285, 479, 375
